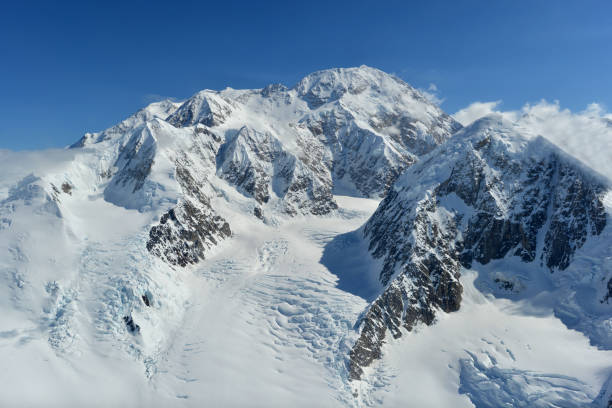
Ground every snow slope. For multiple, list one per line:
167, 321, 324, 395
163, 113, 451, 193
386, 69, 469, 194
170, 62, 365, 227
348, 114, 612, 406
357, 270, 612, 407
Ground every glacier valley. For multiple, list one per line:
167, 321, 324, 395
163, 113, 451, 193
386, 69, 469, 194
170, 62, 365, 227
0, 66, 611, 407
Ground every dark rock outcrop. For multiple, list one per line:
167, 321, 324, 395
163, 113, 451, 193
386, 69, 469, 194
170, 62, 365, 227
147, 150, 231, 267
123, 315, 140, 335
147, 200, 231, 267
61, 182, 72, 195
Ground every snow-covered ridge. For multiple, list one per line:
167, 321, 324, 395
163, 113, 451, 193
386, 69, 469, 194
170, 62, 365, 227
71, 99, 182, 148
349, 114, 611, 385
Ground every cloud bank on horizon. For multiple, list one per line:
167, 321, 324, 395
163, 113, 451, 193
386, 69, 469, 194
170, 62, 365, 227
453, 100, 612, 181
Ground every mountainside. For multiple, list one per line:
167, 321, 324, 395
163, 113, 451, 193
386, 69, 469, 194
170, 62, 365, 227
0, 67, 611, 407
347, 115, 612, 403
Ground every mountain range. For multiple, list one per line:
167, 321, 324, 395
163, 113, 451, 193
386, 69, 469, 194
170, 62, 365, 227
0, 66, 610, 407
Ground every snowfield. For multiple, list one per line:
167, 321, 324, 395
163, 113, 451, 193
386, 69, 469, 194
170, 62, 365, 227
2, 184, 610, 407
361, 270, 612, 407
0, 67, 611, 407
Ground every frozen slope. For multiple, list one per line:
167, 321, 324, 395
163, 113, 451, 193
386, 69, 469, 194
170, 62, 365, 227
2, 172, 610, 406
359, 270, 612, 407
150, 195, 381, 406
346, 114, 612, 406
0, 156, 379, 406
0, 150, 186, 406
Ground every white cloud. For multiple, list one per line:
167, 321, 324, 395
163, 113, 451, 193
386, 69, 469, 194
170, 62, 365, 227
419, 83, 444, 106
453, 100, 612, 180
452, 101, 503, 126
515, 101, 612, 179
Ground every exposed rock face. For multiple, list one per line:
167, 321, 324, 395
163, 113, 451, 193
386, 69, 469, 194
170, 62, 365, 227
300, 108, 416, 198
60, 182, 72, 195
350, 189, 464, 380
291, 67, 461, 199
146, 200, 231, 267
102, 119, 175, 210
349, 115, 609, 380
542, 163, 607, 269
215, 126, 337, 215
147, 142, 232, 266
217, 126, 280, 204
106, 124, 157, 194
123, 315, 140, 335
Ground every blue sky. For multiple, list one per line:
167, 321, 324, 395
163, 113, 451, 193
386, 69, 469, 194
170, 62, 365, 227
1, 0, 611, 150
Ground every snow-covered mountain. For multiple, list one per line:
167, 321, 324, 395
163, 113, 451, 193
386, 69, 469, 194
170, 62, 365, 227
74, 66, 458, 269
347, 114, 612, 404
79, 66, 459, 210
0, 67, 611, 407
71, 66, 459, 266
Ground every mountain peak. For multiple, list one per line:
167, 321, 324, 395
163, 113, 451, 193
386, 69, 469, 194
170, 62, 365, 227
293, 66, 414, 108
295, 65, 394, 85
349, 111, 611, 380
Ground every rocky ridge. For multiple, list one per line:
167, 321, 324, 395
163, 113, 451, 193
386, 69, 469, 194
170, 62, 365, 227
349, 115, 610, 379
